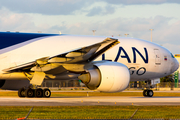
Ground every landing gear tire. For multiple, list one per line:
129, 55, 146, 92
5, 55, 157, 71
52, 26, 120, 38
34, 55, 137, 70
43, 89, 51, 98
143, 90, 154, 97
18, 88, 51, 98
25, 88, 34, 97
18, 88, 26, 97
147, 90, 153, 97
35, 88, 43, 97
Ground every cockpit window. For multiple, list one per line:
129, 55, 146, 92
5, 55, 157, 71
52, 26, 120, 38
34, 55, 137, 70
171, 53, 175, 58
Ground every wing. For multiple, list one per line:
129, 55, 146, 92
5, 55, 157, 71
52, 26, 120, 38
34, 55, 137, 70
3, 37, 119, 73
3, 37, 119, 85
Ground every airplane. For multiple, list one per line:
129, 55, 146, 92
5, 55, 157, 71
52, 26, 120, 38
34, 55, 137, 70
0, 32, 178, 98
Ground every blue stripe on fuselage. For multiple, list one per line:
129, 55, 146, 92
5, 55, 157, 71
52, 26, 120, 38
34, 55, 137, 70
0, 32, 59, 49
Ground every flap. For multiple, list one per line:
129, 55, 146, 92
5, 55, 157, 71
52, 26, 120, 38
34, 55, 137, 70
30, 71, 46, 85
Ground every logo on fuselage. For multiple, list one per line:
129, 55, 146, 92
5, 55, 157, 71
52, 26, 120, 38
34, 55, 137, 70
102, 47, 148, 76
102, 47, 148, 63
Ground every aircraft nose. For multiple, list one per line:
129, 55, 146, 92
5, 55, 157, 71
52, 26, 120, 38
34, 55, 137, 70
172, 58, 179, 73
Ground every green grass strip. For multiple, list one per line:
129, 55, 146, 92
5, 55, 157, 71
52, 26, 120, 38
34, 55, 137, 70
52, 91, 180, 97
0, 106, 180, 119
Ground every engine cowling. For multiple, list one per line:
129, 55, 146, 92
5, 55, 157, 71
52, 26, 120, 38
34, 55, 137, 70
0, 80, 30, 90
79, 61, 130, 92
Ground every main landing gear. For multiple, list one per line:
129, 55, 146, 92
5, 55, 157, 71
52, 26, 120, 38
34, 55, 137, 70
143, 89, 154, 97
18, 88, 51, 98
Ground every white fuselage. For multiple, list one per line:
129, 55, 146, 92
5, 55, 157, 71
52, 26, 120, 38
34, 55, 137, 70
0, 35, 178, 81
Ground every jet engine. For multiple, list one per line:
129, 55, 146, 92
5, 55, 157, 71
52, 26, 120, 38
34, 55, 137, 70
0, 80, 30, 90
78, 61, 130, 92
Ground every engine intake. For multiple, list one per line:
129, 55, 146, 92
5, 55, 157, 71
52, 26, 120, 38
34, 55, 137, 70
79, 61, 130, 92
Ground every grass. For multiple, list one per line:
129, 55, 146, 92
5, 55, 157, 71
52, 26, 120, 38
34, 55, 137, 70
1, 91, 180, 119
1, 106, 180, 119
52, 91, 180, 97
1, 91, 180, 97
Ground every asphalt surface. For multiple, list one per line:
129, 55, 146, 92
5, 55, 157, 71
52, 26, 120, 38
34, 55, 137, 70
0, 96, 180, 106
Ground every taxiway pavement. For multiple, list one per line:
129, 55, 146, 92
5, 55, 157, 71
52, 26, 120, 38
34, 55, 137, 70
0, 96, 180, 106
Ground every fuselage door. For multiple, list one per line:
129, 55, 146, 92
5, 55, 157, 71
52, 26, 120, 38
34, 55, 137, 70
154, 49, 161, 65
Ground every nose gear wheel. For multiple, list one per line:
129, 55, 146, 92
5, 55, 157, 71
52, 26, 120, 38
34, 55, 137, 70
143, 90, 153, 97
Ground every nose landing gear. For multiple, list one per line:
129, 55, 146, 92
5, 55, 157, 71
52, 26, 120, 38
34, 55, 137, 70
143, 89, 154, 97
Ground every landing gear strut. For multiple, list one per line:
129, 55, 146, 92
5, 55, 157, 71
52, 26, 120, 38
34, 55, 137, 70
143, 89, 154, 97
18, 88, 51, 98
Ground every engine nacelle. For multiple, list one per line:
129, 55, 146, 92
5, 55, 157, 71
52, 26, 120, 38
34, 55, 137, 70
0, 80, 30, 90
79, 61, 130, 92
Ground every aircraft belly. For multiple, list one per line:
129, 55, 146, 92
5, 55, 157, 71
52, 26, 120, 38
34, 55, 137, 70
0, 73, 27, 80
0, 71, 79, 81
